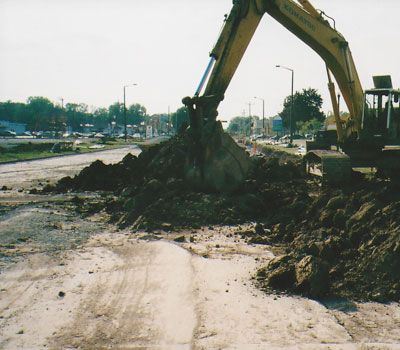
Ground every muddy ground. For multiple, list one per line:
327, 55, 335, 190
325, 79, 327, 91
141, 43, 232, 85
1, 141, 400, 349
0, 147, 140, 267
49, 135, 400, 303
2, 215, 400, 349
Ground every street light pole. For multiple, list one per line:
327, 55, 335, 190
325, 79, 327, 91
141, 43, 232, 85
248, 101, 254, 137
276, 65, 294, 144
254, 96, 265, 136
168, 105, 170, 135
291, 69, 294, 143
58, 97, 65, 135
123, 83, 138, 141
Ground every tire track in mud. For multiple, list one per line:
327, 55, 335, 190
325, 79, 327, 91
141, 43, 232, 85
2, 230, 400, 349
49, 244, 152, 348
0, 253, 82, 349
49, 240, 197, 349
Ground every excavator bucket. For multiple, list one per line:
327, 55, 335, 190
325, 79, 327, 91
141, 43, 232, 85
182, 95, 253, 192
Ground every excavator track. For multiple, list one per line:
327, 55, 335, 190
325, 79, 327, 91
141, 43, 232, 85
304, 150, 352, 184
377, 147, 400, 180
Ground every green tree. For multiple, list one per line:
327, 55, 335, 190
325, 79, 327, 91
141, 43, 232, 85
65, 103, 89, 131
27, 96, 57, 131
227, 116, 252, 136
92, 107, 109, 129
0, 97, 151, 133
0, 97, 65, 131
108, 102, 124, 125
127, 103, 146, 126
280, 88, 325, 132
171, 106, 189, 132
296, 118, 323, 135
0, 101, 30, 125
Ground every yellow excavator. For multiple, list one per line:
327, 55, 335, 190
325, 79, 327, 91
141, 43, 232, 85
183, 0, 400, 190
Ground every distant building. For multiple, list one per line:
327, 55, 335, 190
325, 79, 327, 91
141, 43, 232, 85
265, 118, 273, 136
147, 114, 171, 136
147, 115, 161, 136
252, 118, 265, 136
0, 120, 27, 134
146, 125, 153, 139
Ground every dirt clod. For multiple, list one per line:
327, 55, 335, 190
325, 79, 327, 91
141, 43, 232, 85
295, 255, 329, 297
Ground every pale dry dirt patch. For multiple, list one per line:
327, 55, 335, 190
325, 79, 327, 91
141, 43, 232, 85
1, 227, 400, 349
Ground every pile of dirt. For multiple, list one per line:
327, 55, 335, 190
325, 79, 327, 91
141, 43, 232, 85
51, 135, 306, 230
52, 136, 187, 193
55, 136, 226, 230
50, 133, 400, 302
254, 180, 400, 302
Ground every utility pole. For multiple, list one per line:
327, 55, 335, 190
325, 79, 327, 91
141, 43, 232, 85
248, 101, 254, 137
168, 105, 170, 135
58, 97, 65, 135
254, 96, 265, 136
276, 65, 294, 144
291, 69, 294, 144
123, 87, 127, 141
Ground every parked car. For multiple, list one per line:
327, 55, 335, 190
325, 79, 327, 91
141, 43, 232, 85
279, 135, 290, 143
296, 145, 306, 156
0, 130, 16, 137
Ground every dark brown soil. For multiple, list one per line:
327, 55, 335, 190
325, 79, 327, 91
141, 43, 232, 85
254, 179, 400, 303
50, 134, 400, 303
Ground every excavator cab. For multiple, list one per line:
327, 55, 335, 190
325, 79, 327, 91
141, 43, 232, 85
363, 76, 400, 143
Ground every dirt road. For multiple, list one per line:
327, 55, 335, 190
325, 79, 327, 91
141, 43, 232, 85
0, 151, 400, 349
0, 146, 141, 190
2, 229, 400, 349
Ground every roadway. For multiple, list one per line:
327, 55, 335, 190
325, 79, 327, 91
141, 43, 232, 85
0, 145, 141, 190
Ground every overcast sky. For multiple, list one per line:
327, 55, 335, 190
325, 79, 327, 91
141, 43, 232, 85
1, 0, 399, 121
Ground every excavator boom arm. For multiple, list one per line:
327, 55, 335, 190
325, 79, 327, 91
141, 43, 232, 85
196, 0, 364, 138
182, 0, 367, 191
203, 1, 264, 98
